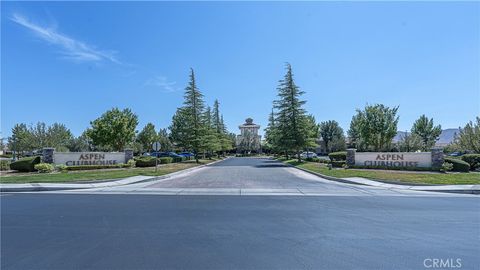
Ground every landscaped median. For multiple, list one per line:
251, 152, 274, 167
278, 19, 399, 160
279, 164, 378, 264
282, 159, 480, 186
0, 159, 221, 184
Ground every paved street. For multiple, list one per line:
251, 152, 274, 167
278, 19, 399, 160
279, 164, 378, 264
1, 157, 479, 269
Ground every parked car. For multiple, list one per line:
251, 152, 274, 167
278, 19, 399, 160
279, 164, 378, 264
179, 152, 195, 158
448, 152, 462, 157
150, 152, 183, 158
300, 151, 317, 159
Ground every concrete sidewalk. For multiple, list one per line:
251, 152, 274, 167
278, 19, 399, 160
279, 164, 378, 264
293, 166, 480, 194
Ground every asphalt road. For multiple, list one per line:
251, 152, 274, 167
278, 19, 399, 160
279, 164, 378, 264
1, 194, 479, 270
1, 157, 479, 269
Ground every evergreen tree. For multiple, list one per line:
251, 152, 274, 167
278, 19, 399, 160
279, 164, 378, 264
411, 115, 442, 151
273, 63, 310, 162
157, 128, 173, 151
213, 99, 222, 134
219, 114, 233, 155
264, 109, 279, 153
180, 68, 207, 162
202, 106, 221, 157
169, 108, 190, 151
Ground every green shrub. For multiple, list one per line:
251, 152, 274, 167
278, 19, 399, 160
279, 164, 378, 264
0, 160, 11, 171
328, 151, 347, 161
331, 161, 346, 168
134, 156, 157, 167
126, 159, 136, 168
9, 156, 41, 172
34, 163, 55, 173
461, 154, 480, 170
159, 157, 173, 164
172, 156, 184, 163
440, 162, 453, 173
444, 157, 470, 172
55, 164, 68, 172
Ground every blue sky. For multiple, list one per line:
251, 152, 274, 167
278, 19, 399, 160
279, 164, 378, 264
2, 1, 479, 138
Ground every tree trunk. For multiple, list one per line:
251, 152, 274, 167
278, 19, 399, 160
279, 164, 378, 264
297, 150, 301, 163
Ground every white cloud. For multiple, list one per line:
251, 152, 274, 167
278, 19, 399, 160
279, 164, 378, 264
144, 76, 180, 93
11, 13, 120, 64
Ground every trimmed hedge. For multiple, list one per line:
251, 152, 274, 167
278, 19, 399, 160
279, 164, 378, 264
328, 151, 347, 161
10, 156, 41, 172
331, 161, 346, 168
444, 157, 470, 172
134, 156, 173, 167
135, 156, 156, 167
461, 154, 480, 170
159, 157, 173, 164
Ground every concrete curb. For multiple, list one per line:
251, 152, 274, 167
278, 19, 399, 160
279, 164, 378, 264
289, 164, 480, 195
0, 157, 228, 193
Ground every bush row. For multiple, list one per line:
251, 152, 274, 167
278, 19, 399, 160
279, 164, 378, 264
134, 156, 173, 167
460, 154, 480, 171
444, 157, 470, 172
328, 151, 347, 161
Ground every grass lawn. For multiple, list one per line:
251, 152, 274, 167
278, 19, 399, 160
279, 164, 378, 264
284, 160, 480, 185
0, 159, 217, 184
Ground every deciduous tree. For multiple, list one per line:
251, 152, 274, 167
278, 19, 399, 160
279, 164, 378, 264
86, 108, 138, 151
411, 115, 442, 151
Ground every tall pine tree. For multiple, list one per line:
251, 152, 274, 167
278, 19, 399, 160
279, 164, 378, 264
273, 63, 310, 161
180, 68, 206, 162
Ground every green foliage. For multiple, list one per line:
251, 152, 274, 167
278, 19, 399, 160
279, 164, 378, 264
8, 122, 73, 153
134, 156, 157, 167
55, 164, 68, 172
10, 156, 41, 172
456, 117, 480, 153
352, 104, 399, 151
34, 163, 55, 173
87, 108, 138, 151
159, 157, 173, 164
67, 132, 91, 152
347, 114, 365, 150
444, 157, 470, 172
157, 128, 173, 151
411, 115, 442, 151
440, 162, 454, 173
273, 63, 314, 161
331, 161, 346, 168
126, 159, 136, 168
137, 123, 158, 152
397, 131, 422, 152
328, 151, 347, 161
319, 120, 346, 153
1, 160, 11, 171
461, 154, 480, 170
